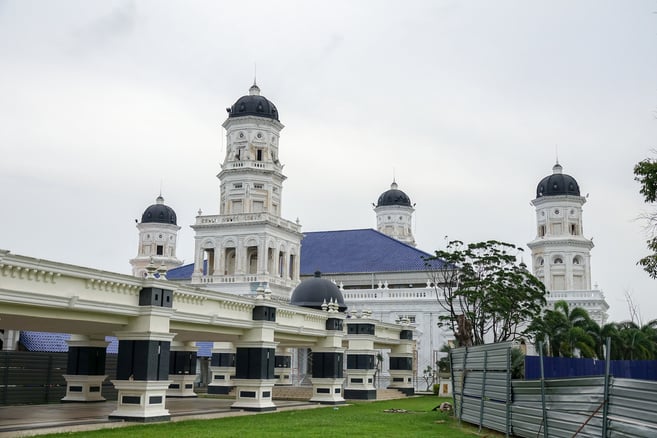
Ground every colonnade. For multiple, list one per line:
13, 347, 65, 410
59, 286, 415, 421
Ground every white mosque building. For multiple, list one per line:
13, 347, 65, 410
8, 83, 608, 381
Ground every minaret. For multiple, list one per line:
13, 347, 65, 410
190, 83, 302, 297
130, 195, 183, 277
528, 162, 608, 323
374, 180, 416, 247
218, 82, 285, 216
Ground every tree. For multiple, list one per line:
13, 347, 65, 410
426, 240, 547, 347
634, 157, 657, 277
614, 320, 657, 360
529, 300, 598, 358
529, 301, 657, 360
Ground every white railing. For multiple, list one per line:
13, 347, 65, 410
195, 273, 297, 289
224, 160, 275, 171
343, 287, 436, 301
195, 212, 301, 232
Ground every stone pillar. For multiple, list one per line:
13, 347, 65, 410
167, 341, 198, 397
310, 317, 346, 404
208, 342, 236, 394
61, 335, 109, 402
258, 240, 267, 274
344, 321, 377, 400
109, 286, 174, 422
388, 329, 415, 396
236, 239, 245, 275
231, 304, 277, 412
274, 348, 293, 386
282, 250, 289, 279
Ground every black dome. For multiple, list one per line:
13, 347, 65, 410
290, 272, 347, 312
141, 196, 177, 225
377, 181, 411, 207
226, 83, 279, 121
536, 163, 581, 198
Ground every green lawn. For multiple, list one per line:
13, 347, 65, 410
42, 396, 503, 438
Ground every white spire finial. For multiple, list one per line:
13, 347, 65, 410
555, 145, 559, 166
249, 63, 261, 96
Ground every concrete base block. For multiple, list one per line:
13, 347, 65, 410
109, 380, 171, 422
274, 367, 292, 386
310, 377, 345, 404
344, 389, 377, 400
61, 375, 108, 402
167, 374, 197, 397
207, 385, 234, 394
388, 371, 414, 396
230, 378, 277, 412
344, 368, 376, 400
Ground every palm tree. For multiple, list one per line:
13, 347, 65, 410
529, 300, 599, 358
614, 320, 657, 360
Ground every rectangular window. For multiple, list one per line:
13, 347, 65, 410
233, 183, 242, 189
254, 183, 264, 189
552, 275, 565, 290
156, 245, 163, 256
232, 200, 243, 213
256, 149, 263, 161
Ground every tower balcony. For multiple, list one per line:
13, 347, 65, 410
220, 160, 280, 172
194, 212, 301, 233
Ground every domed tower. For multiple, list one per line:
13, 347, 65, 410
528, 163, 608, 323
374, 180, 416, 247
130, 195, 183, 277
190, 83, 302, 297
219, 82, 284, 216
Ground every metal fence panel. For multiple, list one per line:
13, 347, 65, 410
607, 378, 657, 436
451, 343, 512, 435
452, 344, 657, 438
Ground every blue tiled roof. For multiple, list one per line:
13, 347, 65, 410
167, 261, 196, 280
20, 332, 70, 352
300, 229, 442, 274
167, 229, 442, 279
20, 332, 119, 353
20, 331, 211, 357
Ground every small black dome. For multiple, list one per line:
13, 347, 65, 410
141, 195, 177, 225
290, 271, 347, 312
536, 163, 581, 198
376, 181, 411, 207
226, 83, 279, 121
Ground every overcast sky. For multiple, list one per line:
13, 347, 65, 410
1, 1, 656, 323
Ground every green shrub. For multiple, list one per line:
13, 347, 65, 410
432, 383, 441, 395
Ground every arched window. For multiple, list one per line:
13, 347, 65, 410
553, 257, 563, 264
573, 256, 581, 265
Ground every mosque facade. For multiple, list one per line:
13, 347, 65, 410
5, 83, 608, 385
